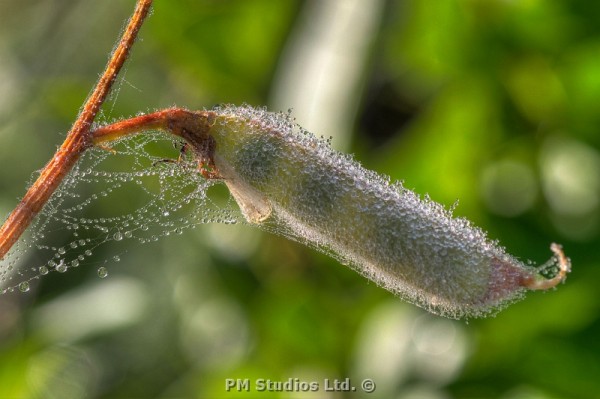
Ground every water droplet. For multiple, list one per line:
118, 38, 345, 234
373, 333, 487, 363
58, 247, 66, 255
124, 231, 133, 239
71, 260, 79, 267
19, 282, 30, 292
113, 256, 120, 262
84, 250, 92, 256
39, 266, 49, 275
113, 231, 123, 241
57, 263, 67, 273
97, 267, 108, 278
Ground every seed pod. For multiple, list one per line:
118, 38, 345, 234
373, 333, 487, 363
91, 105, 569, 319
191, 105, 569, 319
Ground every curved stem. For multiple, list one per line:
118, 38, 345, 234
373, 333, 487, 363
523, 243, 571, 290
0, 0, 153, 261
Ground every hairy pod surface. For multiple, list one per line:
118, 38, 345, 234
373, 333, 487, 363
197, 106, 564, 318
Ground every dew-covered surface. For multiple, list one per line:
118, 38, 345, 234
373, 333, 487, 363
210, 106, 553, 318
0, 131, 241, 295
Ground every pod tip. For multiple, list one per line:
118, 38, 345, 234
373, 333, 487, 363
523, 243, 571, 290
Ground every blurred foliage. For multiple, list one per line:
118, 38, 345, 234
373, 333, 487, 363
0, 0, 599, 398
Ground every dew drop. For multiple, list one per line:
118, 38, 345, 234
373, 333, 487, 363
84, 250, 93, 257
18, 282, 30, 292
71, 260, 80, 267
57, 263, 67, 273
113, 256, 120, 262
58, 247, 66, 255
39, 266, 49, 275
97, 267, 108, 278
113, 231, 123, 241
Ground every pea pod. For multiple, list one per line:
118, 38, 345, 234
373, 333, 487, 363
91, 105, 570, 319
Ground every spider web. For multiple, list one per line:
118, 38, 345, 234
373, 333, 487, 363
0, 130, 242, 294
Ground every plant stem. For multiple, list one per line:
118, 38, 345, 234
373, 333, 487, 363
0, 0, 153, 261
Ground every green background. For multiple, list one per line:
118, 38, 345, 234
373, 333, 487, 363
0, 0, 598, 398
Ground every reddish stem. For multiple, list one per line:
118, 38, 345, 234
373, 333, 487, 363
0, 0, 153, 261
92, 108, 216, 144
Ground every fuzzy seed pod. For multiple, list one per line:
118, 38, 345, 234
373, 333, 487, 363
91, 106, 569, 318
191, 105, 569, 319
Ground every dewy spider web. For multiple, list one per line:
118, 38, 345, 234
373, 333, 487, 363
0, 130, 241, 294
